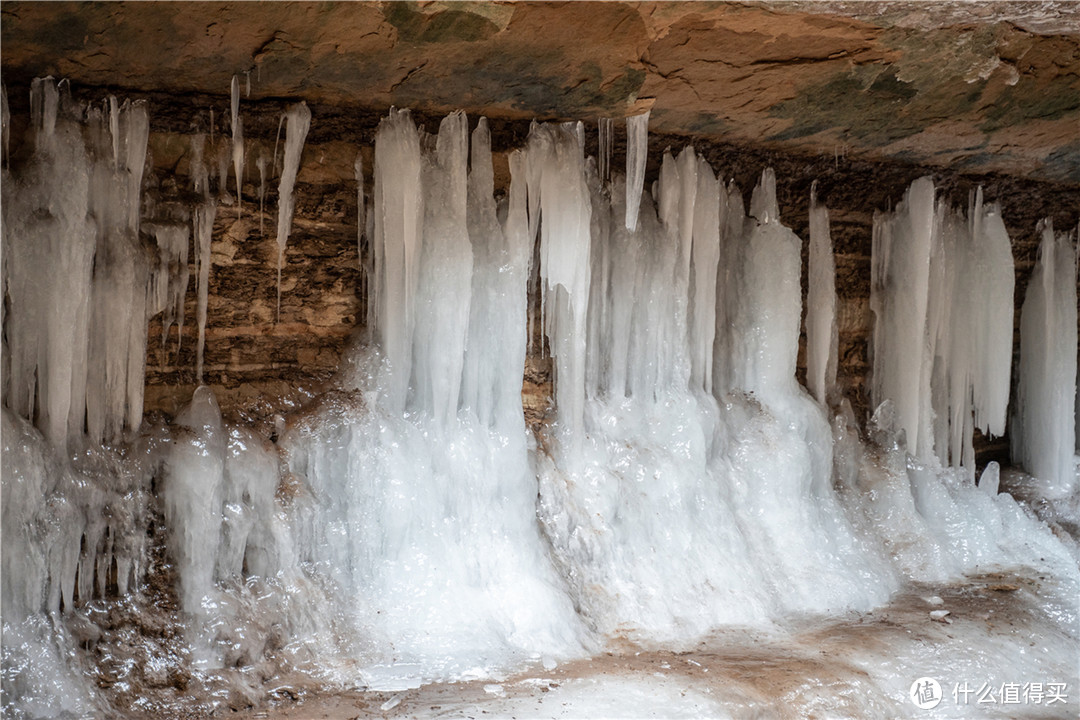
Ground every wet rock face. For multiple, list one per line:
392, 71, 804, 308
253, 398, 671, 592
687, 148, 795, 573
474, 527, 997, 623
2, 1, 1079, 180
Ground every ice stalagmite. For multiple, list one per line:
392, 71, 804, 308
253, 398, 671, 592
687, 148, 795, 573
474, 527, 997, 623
165, 387, 226, 633
624, 110, 649, 231
1012, 221, 1078, 499
871, 176, 936, 459
274, 101, 311, 320
230, 74, 244, 219
806, 182, 838, 405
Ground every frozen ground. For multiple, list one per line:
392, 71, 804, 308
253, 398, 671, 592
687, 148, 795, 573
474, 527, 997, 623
224, 569, 1077, 720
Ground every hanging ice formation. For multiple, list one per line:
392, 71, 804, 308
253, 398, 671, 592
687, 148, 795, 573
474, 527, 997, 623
806, 182, 838, 405
2, 84, 1078, 719
624, 110, 649, 231
230, 74, 244, 219
274, 102, 311, 319
1011, 221, 1079, 499
285, 109, 585, 684
870, 178, 1015, 472
2, 78, 154, 451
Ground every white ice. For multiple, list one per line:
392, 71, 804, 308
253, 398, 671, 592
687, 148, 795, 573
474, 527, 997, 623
275, 102, 311, 319
1011, 221, 1079, 499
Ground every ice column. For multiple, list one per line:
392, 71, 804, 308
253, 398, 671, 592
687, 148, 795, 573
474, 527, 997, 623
1012, 221, 1078, 498
806, 182, 838, 406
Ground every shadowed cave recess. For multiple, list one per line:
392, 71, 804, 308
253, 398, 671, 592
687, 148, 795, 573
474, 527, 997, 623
1, 2, 1079, 719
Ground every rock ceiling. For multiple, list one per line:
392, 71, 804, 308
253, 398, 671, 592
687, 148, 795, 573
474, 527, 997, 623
2, 1, 1079, 181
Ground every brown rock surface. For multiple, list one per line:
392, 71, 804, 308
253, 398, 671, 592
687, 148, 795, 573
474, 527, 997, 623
3, 1, 1078, 179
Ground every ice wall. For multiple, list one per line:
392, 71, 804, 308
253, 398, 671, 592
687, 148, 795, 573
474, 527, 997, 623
282, 110, 584, 688
2, 89, 1077, 719
1012, 221, 1079, 498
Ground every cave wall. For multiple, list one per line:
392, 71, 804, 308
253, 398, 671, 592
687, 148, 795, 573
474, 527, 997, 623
2, 1, 1078, 459
20, 89, 1062, 467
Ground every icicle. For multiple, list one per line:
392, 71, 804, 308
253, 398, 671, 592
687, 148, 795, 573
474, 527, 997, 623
230, 75, 244, 219
194, 201, 217, 384
806, 181, 838, 406
1011, 221, 1078, 498
108, 96, 119, 169
969, 189, 1014, 437
749, 167, 779, 224
274, 102, 311, 321
689, 156, 719, 395
1, 82, 9, 168
625, 110, 649, 231
215, 139, 230, 200
354, 150, 365, 268
190, 133, 208, 196
146, 223, 191, 358
598, 117, 613, 186
256, 152, 268, 235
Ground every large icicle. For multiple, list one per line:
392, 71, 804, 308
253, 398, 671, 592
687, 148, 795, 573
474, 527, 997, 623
412, 111, 473, 427
1011, 221, 1078, 499
624, 110, 649, 231
597, 117, 613, 185
969, 189, 1014, 437
532, 123, 593, 438
274, 101, 311, 320
371, 109, 424, 413
806, 182, 838, 406
194, 201, 217, 384
688, 156, 720, 395
230, 74, 244, 219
